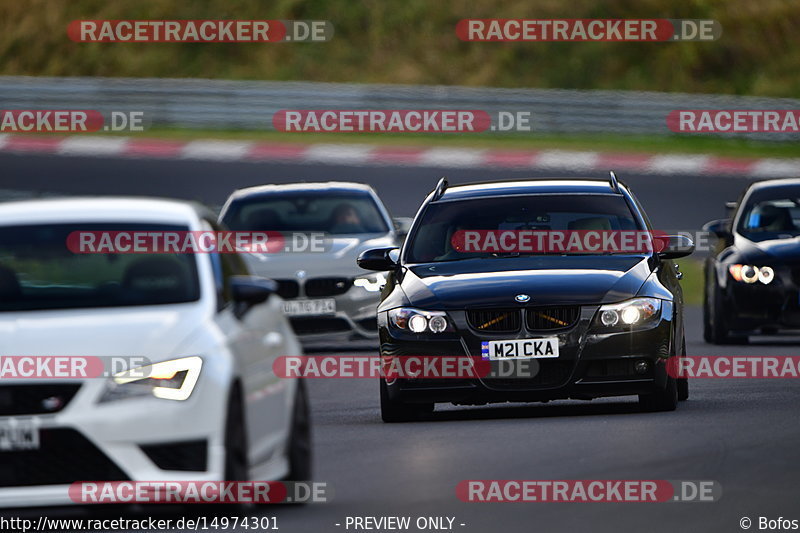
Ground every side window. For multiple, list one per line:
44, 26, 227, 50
203, 218, 250, 310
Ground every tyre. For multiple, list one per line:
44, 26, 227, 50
286, 380, 312, 482
380, 378, 434, 423
639, 375, 678, 412
703, 264, 735, 344
224, 384, 249, 482
677, 337, 689, 401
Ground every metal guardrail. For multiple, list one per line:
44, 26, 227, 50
0, 76, 798, 139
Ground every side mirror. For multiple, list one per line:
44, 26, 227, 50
702, 218, 731, 240
357, 247, 399, 271
657, 235, 695, 259
230, 276, 277, 304
392, 217, 413, 238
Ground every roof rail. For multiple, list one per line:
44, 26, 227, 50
608, 171, 621, 193
432, 177, 449, 201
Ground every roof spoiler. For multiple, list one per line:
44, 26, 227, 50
608, 171, 621, 193
432, 176, 449, 201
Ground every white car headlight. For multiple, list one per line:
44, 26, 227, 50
99, 356, 203, 403
594, 298, 661, 330
354, 272, 387, 292
388, 308, 453, 333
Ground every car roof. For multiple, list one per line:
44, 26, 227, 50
436, 179, 622, 202
0, 197, 205, 225
746, 178, 800, 194
229, 181, 375, 199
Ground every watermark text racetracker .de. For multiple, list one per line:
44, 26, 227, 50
273, 109, 534, 133
0, 110, 147, 133
669, 356, 800, 379
458, 480, 721, 502
0, 356, 151, 380
66, 230, 326, 254
667, 110, 800, 133
456, 19, 721, 42
68, 20, 333, 42
69, 480, 331, 504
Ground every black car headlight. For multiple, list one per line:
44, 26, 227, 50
592, 298, 662, 331
99, 356, 203, 403
388, 307, 453, 333
729, 264, 775, 284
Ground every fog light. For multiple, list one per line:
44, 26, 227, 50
408, 315, 428, 333
634, 359, 650, 375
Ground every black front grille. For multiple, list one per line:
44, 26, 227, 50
484, 360, 574, 389
305, 277, 352, 297
140, 439, 208, 472
290, 316, 351, 335
0, 428, 128, 487
0, 384, 81, 416
274, 279, 300, 299
357, 317, 379, 331
467, 309, 521, 332
526, 306, 581, 330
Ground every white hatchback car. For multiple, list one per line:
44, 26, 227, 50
0, 198, 308, 508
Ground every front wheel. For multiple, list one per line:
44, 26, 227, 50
639, 375, 678, 412
224, 385, 249, 482
380, 378, 433, 423
677, 337, 689, 401
286, 380, 312, 482
704, 265, 746, 344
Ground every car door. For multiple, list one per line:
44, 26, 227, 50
206, 218, 295, 470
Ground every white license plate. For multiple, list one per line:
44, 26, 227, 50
0, 420, 40, 451
482, 338, 559, 360
283, 299, 336, 316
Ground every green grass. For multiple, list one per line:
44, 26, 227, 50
675, 258, 704, 306
103, 127, 800, 159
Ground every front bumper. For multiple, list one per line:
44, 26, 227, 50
284, 287, 381, 340
725, 272, 800, 332
0, 374, 227, 508
380, 303, 676, 405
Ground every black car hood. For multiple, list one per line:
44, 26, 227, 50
402, 255, 652, 309
732, 234, 800, 264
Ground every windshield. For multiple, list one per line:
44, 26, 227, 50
0, 223, 200, 312
405, 194, 641, 263
738, 196, 800, 241
223, 192, 390, 235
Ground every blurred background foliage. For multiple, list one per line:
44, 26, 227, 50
0, 0, 798, 96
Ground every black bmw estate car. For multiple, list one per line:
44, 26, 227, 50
703, 178, 800, 344
358, 175, 694, 422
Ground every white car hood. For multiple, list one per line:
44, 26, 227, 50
0, 303, 207, 360
245, 234, 397, 279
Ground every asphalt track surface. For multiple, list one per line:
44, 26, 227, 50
2, 152, 799, 532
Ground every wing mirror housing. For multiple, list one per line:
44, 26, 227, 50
230, 276, 277, 304
357, 247, 399, 271
657, 234, 695, 259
